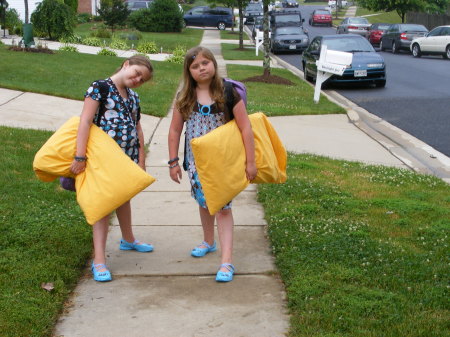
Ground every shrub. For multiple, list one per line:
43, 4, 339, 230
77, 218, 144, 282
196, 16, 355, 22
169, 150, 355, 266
64, 0, 78, 13
82, 37, 102, 46
59, 34, 83, 43
128, 0, 182, 32
31, 0, 76, 40
117, 30, 142, 41
136, 41, 157, 54
90, 27, 112, 38
109, 39, 128, 50
167, 45, 186, 64
5, 9, 23, 35
97, 48, 117, 56
77, 13, 92, 23
59, 44, 78, 52
98, 0, 130, 32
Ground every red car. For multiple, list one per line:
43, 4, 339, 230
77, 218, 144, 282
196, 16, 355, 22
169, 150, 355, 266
368, 23, 390, 46
309, 9, 332, 27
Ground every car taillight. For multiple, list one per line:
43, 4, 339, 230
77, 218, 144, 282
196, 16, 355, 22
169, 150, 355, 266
400, 33, 408, 40
348, 25, 358, 29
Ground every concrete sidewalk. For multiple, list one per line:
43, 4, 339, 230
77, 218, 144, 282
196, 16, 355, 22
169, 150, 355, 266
1, 29, 448, 337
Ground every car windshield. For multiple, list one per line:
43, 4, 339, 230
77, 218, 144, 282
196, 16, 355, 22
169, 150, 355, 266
315, 10, 330, 15
247, 4, 262, 10
400, 24, 428, 32
376, 24, 390, 30
349, 18, 369, 24
324, 37, 375, 52
275, 15, 300, 23
276, 27, 303, 35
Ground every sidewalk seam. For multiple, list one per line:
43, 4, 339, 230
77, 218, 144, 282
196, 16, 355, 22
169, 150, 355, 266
0, 91, 25, 107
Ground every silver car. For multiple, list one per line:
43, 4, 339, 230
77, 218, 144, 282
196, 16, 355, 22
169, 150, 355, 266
337, 17, 371, 37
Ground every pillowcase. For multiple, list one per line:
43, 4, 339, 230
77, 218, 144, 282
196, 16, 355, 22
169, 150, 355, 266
191, 112, 287, 215
33, 116, 155, 225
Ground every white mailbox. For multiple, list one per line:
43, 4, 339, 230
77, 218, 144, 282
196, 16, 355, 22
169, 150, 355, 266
313, 45, 352, 103
255, 30, 271, 56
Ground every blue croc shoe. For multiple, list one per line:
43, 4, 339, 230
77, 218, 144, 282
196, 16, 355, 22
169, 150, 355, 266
91, 262, 112, 282
191, 241, 217, 257
216, 263, 235, 282
120, 239, 154, 252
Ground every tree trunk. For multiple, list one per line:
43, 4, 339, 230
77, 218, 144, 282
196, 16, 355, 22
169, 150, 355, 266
24, 0, 29, 24
239, 3, 243, 49
262, 1, 270, 78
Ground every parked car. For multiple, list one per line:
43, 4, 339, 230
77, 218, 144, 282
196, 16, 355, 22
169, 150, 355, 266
336, 17, 371, 37
410, 25, 450, 59
380, 23, 428, 53
127, 0, 153, 11
244, 2, 263, 25
368, 23, 390, 46
328, 0, 348, 7
309, 9, 332, 27
281, 0, 299, 8
270, 9, 304, 28
302, 34, 386, 87
270, 26, 309, 53
251, 16, 265, 40
183, 6, 233, 30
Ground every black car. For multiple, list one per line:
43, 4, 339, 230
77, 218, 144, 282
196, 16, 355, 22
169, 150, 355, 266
270, 26, 309, 54
244, 2, 263, 25
281, 0, 299, 8
302, 34, 386, 87
270, 9, 304, 28
380, 23, 428, 54
183, 6, 234, 30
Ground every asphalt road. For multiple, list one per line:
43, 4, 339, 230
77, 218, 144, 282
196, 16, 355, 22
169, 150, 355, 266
275, 5, 450, 157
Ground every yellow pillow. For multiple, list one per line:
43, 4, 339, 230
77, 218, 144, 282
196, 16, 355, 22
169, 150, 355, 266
33, 116, 155, 225
191, 112, 287, 215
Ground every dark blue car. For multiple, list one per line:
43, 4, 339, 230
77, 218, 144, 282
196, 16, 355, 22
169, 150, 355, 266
302, 34, 386, 87
183, 6, 233, 30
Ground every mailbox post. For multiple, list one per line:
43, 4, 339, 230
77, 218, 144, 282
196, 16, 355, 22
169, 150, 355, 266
255, 30, 271, 56
314, 45, 352, 103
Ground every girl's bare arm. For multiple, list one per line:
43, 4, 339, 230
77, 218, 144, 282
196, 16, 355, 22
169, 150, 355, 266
168, 107, 184, 183
136, 120, 146, 170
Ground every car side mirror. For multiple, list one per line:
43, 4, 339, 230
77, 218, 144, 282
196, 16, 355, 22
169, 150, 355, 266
310, 50, 319, 56
302, 18, 305, 22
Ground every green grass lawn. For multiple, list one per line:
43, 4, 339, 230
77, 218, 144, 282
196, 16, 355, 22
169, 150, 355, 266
0, 127, 93, 337
227, 64, 346, 115
74, 24, 203, 53
0, 45, 182, 117
220, 29, 250, 40
357, 8, 402, 24
221, 42, 263, 60
258, 153, 450, 337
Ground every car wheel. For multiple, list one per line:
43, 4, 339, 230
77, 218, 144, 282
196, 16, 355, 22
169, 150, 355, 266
303, 62, 313, 83
412, 43, 421, 58
375, 80, 386, 88
445, 45, 450, 59
380, 40, 385, 51
217, 22, 226, 30
392, 41, 398, 54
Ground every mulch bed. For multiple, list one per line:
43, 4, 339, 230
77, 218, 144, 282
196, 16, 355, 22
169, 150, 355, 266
8, 46, 54, 54
242, 74, 295, 85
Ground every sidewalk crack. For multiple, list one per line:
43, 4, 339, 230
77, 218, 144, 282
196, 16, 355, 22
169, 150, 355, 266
0, 91, 26, 107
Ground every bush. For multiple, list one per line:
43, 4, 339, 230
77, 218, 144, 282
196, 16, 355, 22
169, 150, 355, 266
59, 44, 78, 52
31, 0, 76, 40
59, 34, 83, 43
136, 41, 157, 54
167, 45, 186, 64
97, 48, 117, 56
82, 37, 102, 46
64, 0, 78, 13
117, 30, 142, 41
77, 13, 92, 23
90, 27, 112, 38
128, 0, 183, 32
109, 39, 128, 50
98, 0, 130, 32
5, 9, 23, 35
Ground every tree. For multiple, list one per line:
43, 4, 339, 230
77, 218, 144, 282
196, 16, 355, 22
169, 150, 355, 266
128, 0, 183, 32
357, 0, 424, 23
64, 0, 78, 13
97, 0, 130, 33
31, 0, 76, 40
423, 0, 450, 13
24, 0, 28, 23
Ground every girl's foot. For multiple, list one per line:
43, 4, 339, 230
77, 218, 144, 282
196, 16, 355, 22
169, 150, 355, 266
216, 263, 235, 282
119, 238, 154, 252
191, 241, 217, 257
91, 262, 112, 282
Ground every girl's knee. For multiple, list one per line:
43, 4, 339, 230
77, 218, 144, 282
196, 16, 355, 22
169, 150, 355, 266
216, 208, 232, 219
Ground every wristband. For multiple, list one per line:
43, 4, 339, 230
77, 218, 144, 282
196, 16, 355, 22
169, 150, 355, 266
168, 157, 179, 165
169, 162, 179, 169
74, 156, 87, 162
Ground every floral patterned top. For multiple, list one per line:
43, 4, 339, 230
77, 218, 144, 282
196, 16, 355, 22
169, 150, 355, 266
85, 78, 141, 163
184, 88, 241, 209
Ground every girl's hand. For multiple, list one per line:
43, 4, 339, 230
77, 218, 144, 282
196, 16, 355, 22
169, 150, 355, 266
70, 160, 86, 175
246, 161, 257, 181
169, 164, 182, 184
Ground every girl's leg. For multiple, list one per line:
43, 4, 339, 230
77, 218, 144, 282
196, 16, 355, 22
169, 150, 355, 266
92, 214, 110, 270
215, 209, 234, 271
116, 200, 135, 243
198, 206, 215, 247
